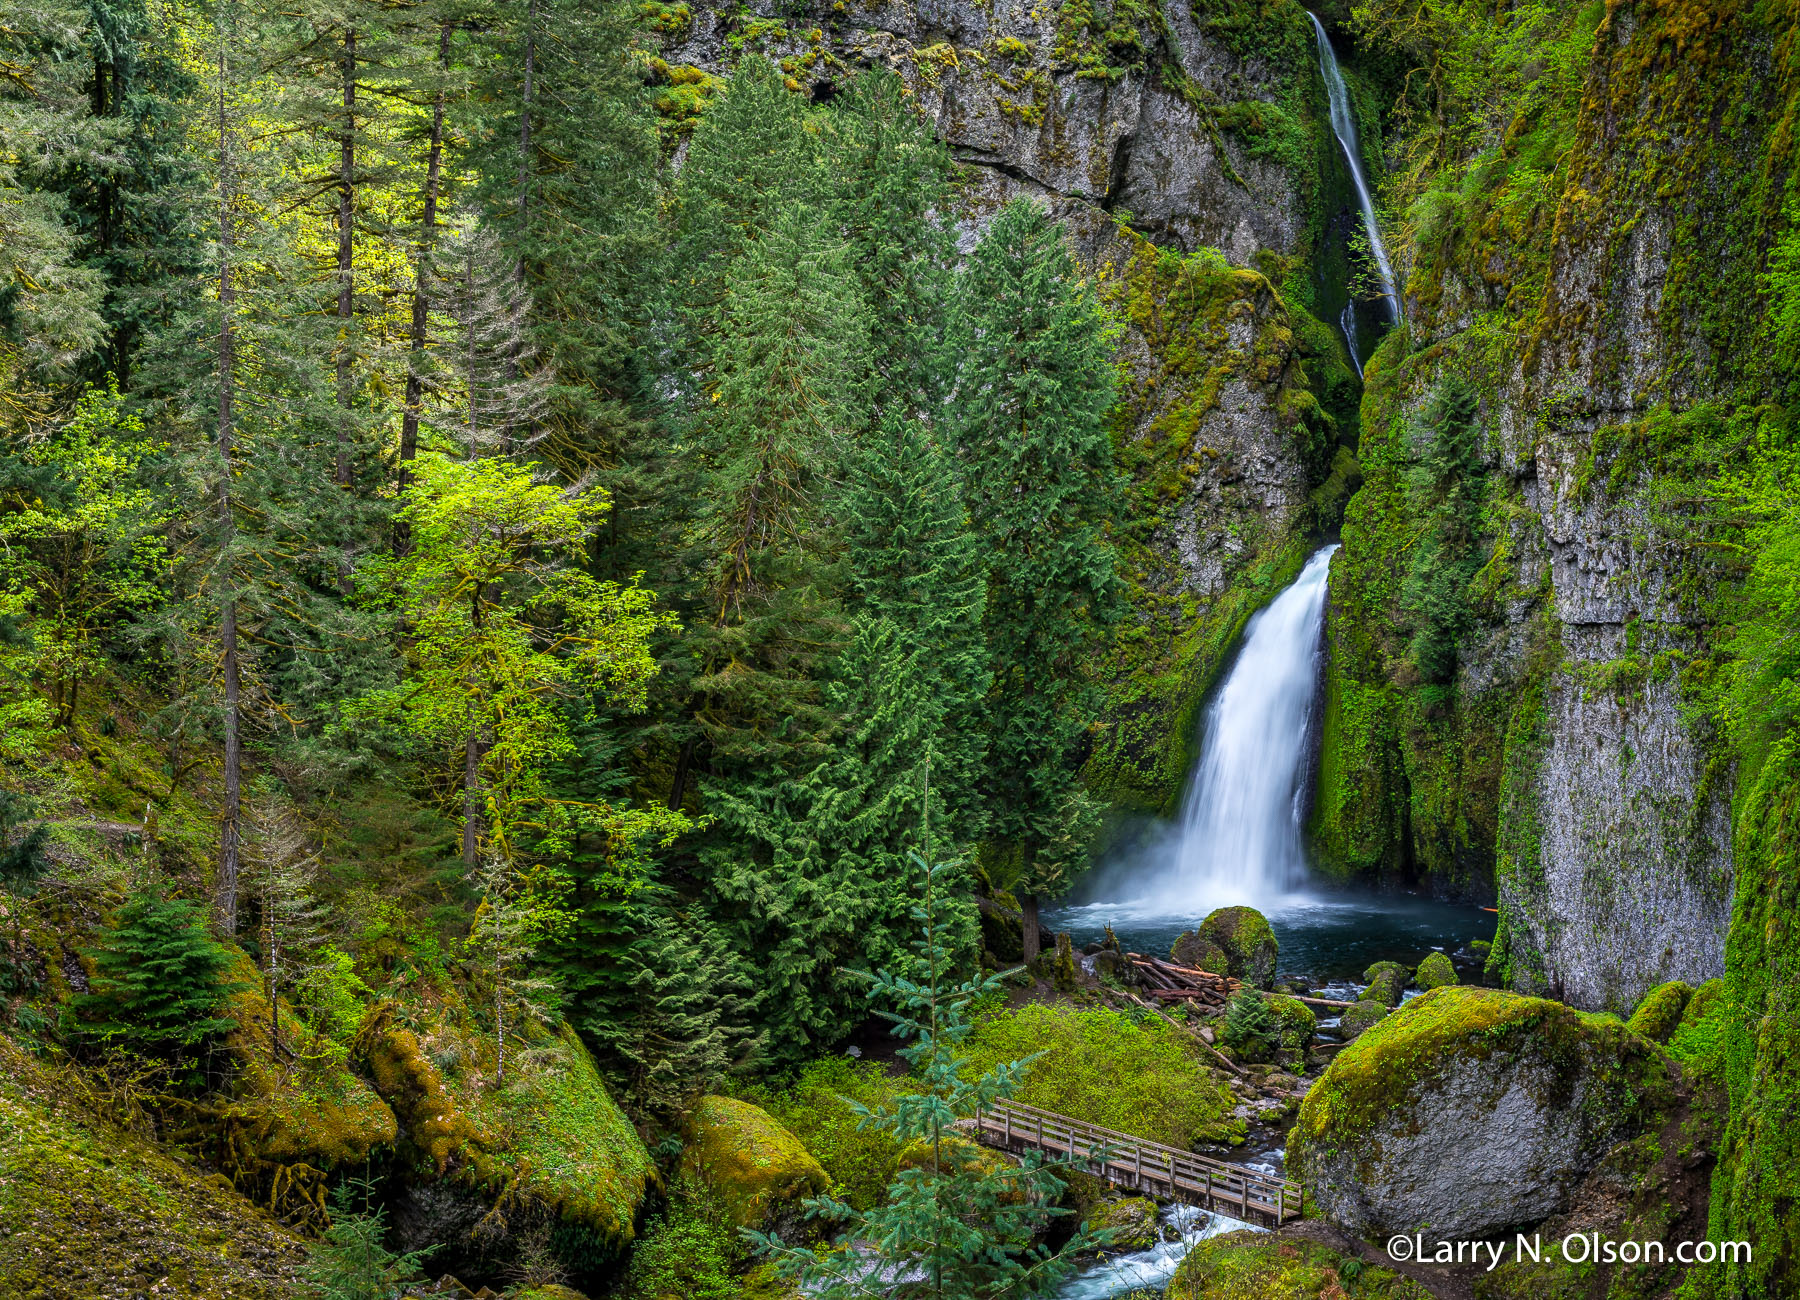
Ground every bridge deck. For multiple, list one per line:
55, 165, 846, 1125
970, 1099, 1302, 1226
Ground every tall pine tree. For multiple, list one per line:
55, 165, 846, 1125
946, 201, 1124, 959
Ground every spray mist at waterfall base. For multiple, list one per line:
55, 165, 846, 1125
1049, 544, 1493, 979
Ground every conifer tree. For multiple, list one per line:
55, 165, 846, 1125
753, 854, 1099, 1297
946, 201, 1124, 960
69, 887, 241, 1069
246, 784, 327, 1054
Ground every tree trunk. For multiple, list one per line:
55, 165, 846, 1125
215, 41, 242, 936
396, 23, 450, 553
462, 731, 482, 867
333, 27, 357, 487
1020, 892, 1040, 964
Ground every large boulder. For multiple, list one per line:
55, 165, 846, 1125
681, 1096, 829, 1230
1085, 1196, 1160, 1252
1197, 906, 1278, 987
1265, 994, 1316, 1060
1166, 1229, 1431, 1299
1291, 987, 1678, 1240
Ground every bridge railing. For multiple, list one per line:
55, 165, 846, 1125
970, 1098, 1302, 1225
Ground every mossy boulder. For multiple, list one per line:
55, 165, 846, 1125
1265, 994, 1316, 1057
1361, 960, 1410, 1006
1291, 987, 1679, 1240
1335, 999, 1389, 1040
217, 953, 396, 1169
1197, 906, 1278, 987
363, 1012, 653, 1243
1626, 980, 1693, 1045
1171, 929, 1230, 973
1414, 951, 1458, 991
1086, 1195, 1161, 1252
1166, 1229, 1431, 1299
681, 1095, 829, 1229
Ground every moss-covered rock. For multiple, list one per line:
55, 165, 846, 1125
1360, 960, 1410, 1006
1414, 951, 1458, 991
1265, 994, 1316, 1057
1334, 999, 1388, 1040
1166, 1229, 1432, 1299
362, 1010, 653, 1243
1198, 906, 1278, 987
1625, 979, 1692, 1045
0, 1034, 307, 1298
1171, 930, 1229, 973
1292, 987, 1679, 1240
1085, 1195, 1160, 1252
681, 1095, 829, 1229
216, 953, 396, 1171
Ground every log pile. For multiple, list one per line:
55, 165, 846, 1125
1124, 954, 1240, 1008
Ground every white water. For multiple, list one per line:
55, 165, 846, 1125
1308, 12, 1401, 329
1057, 1205, 1256, 1299
1096, 545, 1338, 918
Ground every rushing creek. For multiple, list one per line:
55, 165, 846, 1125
1043, 539, 1488, 1293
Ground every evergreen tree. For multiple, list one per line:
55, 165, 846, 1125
841, 414, 990, 839
945, 201, 1124, 957
68, 887, 241, 1065
0, 790, 50, 895
246, 784, 328, 1054
753, 854, 1100, 1298
302, 1179, 431, 1300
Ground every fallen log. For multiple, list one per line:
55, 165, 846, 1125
1291, 995, 1359, 1009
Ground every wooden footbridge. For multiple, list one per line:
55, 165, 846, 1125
969, 1099, 1303, 1226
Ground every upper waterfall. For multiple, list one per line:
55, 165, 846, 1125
1308, 13, 1401, 329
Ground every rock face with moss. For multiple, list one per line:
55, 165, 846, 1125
1359, 960, 1408, 1007
1291, 987, 1677, 1240
1167, 1229, 1431, 1300
1334, 998, 1387, 1040
681, 1095, 830, 1229
1086, 1195, 1161, 1253
1197, 905, 1278, 986
1413, 951, 1456, 991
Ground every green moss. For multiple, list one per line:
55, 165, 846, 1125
0, 1034, 306, 1298
1170, 929, 1228, 973
961, 1003, 1241, 1147
1414, 950, 1458, 991
1085, 1195, 1160, 1252
1264, 994, 1316, 1056
1625, 980, 1693, 1045
361, 1009, 653, 1243
733, 1056, 916, 1211
1167, 1229, 1432, 1299
1335, 998, 1388, 1040
680, 1095, 829, 1229
1361, 960, 1409, 1006
1199, 906, 1278, 986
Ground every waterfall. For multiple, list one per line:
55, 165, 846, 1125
1308, 12, 1401, 329
1148, 545, 1338, 912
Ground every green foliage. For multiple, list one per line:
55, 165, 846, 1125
68, 887, 242, 1066
736, 1056, 918, 1211
0, 790, 50, 895
949, 200, 1125, 901
1221, 989, 1279, 1062
301, 1180, 431, 1300
1398, 376, 1484, 684
959, 1003, 1238, 1148
753, 855, 1100, 1298
623, 1179, 741, 1300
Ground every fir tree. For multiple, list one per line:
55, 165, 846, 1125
302, 1179, 431, 1300
69, 887, 242, 1067
945, 201, 1124, 958
0, 790, 50, 895
753, 854, 1100, 1298
246, 784, 328, 1054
